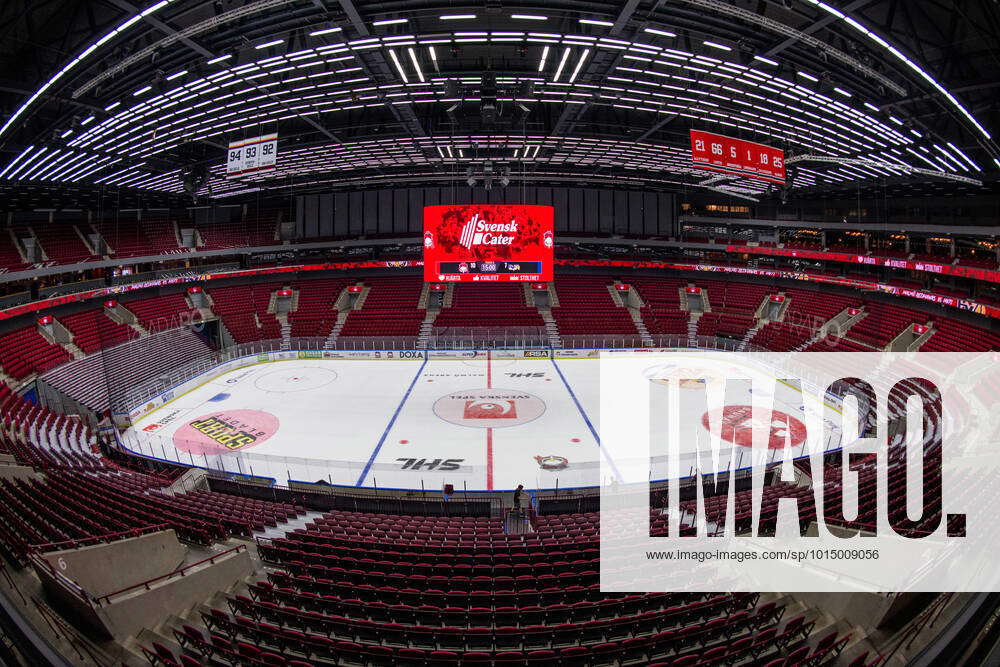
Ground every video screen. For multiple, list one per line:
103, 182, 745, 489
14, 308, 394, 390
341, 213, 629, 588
423, 204, 554, 282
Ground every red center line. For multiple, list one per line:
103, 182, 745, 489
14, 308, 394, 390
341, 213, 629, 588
486, 427, 494, 491
486, 349, 492, 388
486, 350, 493, 490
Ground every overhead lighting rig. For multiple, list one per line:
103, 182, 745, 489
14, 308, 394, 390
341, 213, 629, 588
465, 161, 511, 190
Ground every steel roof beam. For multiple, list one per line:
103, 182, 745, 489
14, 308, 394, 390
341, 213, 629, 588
102, 0, 213, 58
765, 0, 876, 57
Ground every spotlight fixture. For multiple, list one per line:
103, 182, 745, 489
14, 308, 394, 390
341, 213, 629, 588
483, 161, 494, 191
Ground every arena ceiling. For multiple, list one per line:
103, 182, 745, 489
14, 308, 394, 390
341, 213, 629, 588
0, 0, 997, 208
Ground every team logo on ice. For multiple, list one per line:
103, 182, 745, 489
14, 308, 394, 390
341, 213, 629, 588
701, 405, 807, 449
535, 455, 568, 470
171, 409, 279, 455
187, 416, 260, 450
434, 389, 546, 428
464, 399, 518, 420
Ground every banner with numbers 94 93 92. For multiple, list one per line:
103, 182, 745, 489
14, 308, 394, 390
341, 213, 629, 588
226, 133, 278, 178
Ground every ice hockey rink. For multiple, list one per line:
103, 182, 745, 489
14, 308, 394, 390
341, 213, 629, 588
120, 350, 844, 492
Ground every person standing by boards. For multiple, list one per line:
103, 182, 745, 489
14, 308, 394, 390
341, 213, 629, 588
512, 484, 524, 515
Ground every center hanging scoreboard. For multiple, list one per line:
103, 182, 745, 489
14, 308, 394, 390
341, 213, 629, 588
423, 204, 555, 283
226, 133, 278, 178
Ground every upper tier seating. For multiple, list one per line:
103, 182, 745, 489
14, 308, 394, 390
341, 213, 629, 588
802, 336, 871, 353
781, 241, 822, 250
94, 217, 180, 258
870, 247, 908, 259
955, 254, 997, 269
435, 284, 544, 329
910, 252, 951, 264
32, 222, 97, 264
552, 276, 637, 335
197, 215, 277, 250
0, 228, 28, 271
827, 243, 865, 254
0, 326, 70, 379
339, 276, 425, 338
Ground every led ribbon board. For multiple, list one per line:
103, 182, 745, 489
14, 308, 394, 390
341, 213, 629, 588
423, 204, 554, 283
690, 130, 786, 184
226, 133, 278, 178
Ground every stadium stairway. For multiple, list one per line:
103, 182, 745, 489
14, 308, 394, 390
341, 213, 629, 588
105, 302, 149, 338
616, 286, 655, 348
125, 563, 255, 666
416, 310, 440, 348
255, 510, 327, 541
323, 311, 351, 349
277, 314, 292, 350
37, 317, 86, 360
187, 291, 217, 322
524, 283, 562, 348
61, 339, 86, 360
538, 309, 562, 348
736, 297, 771, 351
737, 320, 762, 352
687, 312, 701, 347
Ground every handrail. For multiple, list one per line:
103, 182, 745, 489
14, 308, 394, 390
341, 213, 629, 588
0, 559, 24, 605
93, 543, 247, 605
30, 596, 104, 666
27, 553, 93, 606
33, 523, 172, 552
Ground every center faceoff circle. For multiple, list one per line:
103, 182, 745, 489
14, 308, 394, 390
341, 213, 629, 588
433, 388, 546, 428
